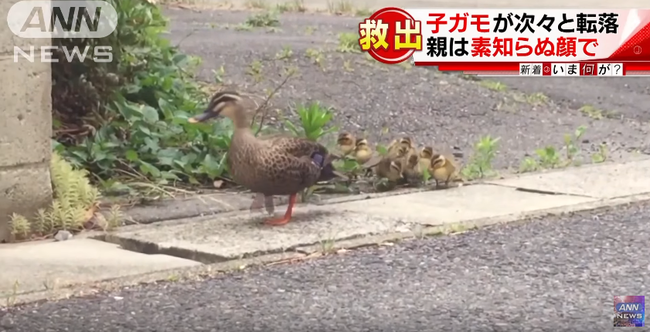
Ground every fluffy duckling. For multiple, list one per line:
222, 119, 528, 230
337, 132, 356, 156
188, 91, 342, 226
354, 139, 373, 165
399, 136, 415, 149
430, 153, 458, 189
375, 158, 403, 182
402, 153, 424, 186
419, 146, 434, 173
387, 136, 414, 156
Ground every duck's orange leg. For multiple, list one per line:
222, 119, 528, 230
264, 194, 297, 226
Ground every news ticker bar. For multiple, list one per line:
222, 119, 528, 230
412, 62, 650, 76
520, 63, 623, 76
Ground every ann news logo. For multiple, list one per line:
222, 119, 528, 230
358, 7, 423, 64
614, 296, 645, 327
8, 1, 118, 63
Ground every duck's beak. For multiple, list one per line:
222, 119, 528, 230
188, 109, 219, 123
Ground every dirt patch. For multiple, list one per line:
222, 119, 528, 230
164, 7, 650, 172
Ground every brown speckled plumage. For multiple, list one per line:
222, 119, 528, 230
228, 132, 331, 196
190, 91, 338, 197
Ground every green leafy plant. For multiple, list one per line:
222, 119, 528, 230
421, 167, 431, 183
8, 214, 30, 241
284, 102, 338, 141
519, 126, 592, 173
276, 0, 307, 12
276, 46, 294, 60
305, 48, 325, 69
52, 0, 234, 196
326, 0, 353, 14
564, 125, 587, 165
591, 143, 608, 163
244, 0, 268, 9
246, 60, 264, 82
519, 156, 539, 173
536, 146, 561, 168
337, 32, 360, 53
8, 152, 102, 242
461, 135, 500, 180
245, 10, 280, 28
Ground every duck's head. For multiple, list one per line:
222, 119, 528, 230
431, 154, 447, 169
337, 132, 355, 146
420, 146, 433, 159
396, 145, 409, 157
188, 91, 243, 123
389, 160, 403, 176
399, 137, 413, 148
355, 138, 370, 151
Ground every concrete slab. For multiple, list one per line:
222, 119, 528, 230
485, 159, 650, 199
107, 184, 596, 262
109, 209, 408, 261
0, 239, 201, 297
330, 184, 597, 226
120, 191, 279, 224
119, 187, 426, 224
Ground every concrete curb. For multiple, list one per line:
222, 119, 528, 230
117, 185, 435, 225
7, 191, 650, 307
118, 157, 648, 225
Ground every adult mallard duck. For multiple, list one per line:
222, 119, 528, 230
188, 91, 342, 226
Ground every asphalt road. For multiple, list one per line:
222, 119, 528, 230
164, 7, 650, 170
2, 200, 648, 331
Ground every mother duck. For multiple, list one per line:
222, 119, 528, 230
189, 91, 341, 226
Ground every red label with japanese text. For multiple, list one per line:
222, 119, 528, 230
358, 7, 423, 64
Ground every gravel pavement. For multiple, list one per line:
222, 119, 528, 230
2, 200, 649, 331
164, 7, 650, 170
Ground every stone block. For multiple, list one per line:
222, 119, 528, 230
0, 163, 52, 243
0, 56, 52, 168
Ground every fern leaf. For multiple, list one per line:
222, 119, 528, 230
9, 213, 31, 240
32, 208, 47, 235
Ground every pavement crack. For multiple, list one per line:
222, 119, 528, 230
514, 187, 593, 198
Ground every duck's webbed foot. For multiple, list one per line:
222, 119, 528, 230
263, 194, 296, 226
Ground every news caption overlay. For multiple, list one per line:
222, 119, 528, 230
8, 1, 118, 63
358, 8, 650, 76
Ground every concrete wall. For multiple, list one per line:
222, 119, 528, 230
0, 0, 53, 242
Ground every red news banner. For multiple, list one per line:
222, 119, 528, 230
358, 8, 650, 76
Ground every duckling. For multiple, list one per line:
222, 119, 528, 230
387, 143, 413, 162
354, 139, 373, 165
387, 136, 414, 156
419, 146, 434, 175
430, 153, 458, 189
337, 132, 356, 156
399, 136, 415, 149
375, 158, 403, 182
189, 91, 343, 226
402, 153, 424, 186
